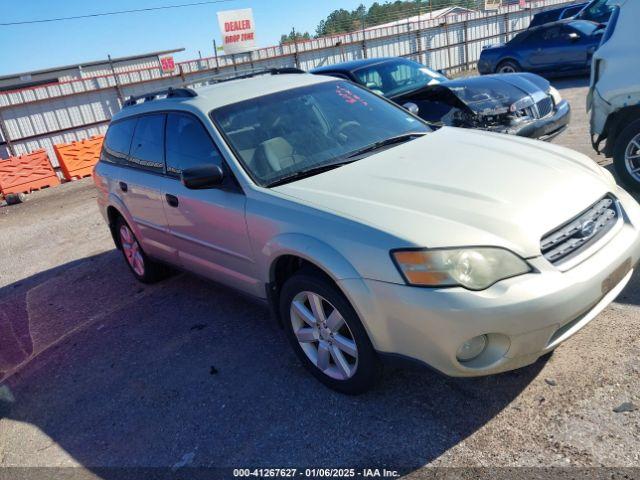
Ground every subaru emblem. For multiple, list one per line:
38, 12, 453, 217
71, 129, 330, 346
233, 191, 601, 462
580, 220, 597, 238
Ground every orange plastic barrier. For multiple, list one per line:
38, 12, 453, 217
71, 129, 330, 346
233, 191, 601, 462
0, 150, 60, 196
54, 135, 104, 180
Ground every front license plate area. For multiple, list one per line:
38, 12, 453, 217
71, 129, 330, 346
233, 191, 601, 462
602, 258, 632, 296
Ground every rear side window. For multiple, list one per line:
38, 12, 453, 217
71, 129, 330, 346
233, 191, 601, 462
165, 113, 224, 177
542, 26, 562, 41
128, 114, 165, 173
102, 118, 136, 164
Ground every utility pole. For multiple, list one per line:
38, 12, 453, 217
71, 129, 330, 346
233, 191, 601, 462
108, 54, 125, 107
213, 40, 220, 73
361, 10, 367, 59
292, 27, 300, 68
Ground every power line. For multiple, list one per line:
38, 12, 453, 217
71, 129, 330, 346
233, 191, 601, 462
0, 0, 237, 26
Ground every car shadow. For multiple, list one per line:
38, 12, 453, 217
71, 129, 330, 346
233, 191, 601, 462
1, 250, 547, 475
550, 75, 590, 90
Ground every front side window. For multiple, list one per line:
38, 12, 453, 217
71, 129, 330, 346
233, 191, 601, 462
578, 0, 614, 23
211, 80, 430, 186
353, 59, 446, 97
102, 118, 136, 164
165, 113, 224, 177
129, 114, 165, 173
542, 26, 563, 41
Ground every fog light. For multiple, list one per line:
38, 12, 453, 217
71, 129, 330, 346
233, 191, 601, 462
456, 335, 487, 362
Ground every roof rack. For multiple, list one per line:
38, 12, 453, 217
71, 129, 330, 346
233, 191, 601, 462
122, 68, 305, 107
193, 67, 305, 87
123, 87, 197, 107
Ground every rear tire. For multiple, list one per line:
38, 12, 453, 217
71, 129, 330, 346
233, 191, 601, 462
279, 270, 381, 394
613, 118, 640, 192
114, 216, 170, 284
496, 60, 520, 74
5, 193, 26, 205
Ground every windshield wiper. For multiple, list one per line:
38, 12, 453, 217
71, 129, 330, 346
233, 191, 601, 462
344, 132, 427, 159
266, 160, 355, 187
266, 132, 427, 188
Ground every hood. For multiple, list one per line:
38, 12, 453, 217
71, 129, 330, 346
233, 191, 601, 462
273, 128, 613, 258
430, 74, 550, 115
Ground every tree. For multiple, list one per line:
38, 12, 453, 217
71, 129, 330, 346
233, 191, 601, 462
282, 0, 480, 40
280, 28, 312, 45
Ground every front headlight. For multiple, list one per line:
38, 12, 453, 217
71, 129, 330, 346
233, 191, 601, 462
392, 247, 531, 291
549, 86, 562, 106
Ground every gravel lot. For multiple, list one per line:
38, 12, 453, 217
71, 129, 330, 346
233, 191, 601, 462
1, 77, 639, 478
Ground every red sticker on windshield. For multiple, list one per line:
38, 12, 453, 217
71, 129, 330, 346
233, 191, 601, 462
336, 85, 368, 107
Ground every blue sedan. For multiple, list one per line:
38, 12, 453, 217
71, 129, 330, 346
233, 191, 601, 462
478, 20, 605, 76
528, 0, 614, 28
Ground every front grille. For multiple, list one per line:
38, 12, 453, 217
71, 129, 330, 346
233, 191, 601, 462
541, 195, 620, 266
535, 96, 554, 118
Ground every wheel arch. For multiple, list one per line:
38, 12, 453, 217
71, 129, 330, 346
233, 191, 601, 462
495, 57, 521, 72
602, 105, 640, 157
263, 234, 363, 326
104, 195, 137, 250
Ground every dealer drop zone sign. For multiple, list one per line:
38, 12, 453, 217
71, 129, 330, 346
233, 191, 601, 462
217, 8, 256, 55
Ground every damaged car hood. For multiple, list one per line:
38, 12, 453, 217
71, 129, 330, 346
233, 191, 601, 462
395, 73, 551, 115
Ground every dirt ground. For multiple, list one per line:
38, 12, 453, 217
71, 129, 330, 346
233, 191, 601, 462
0, 77, 638, 478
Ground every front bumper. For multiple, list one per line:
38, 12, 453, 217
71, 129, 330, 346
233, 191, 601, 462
589, 87, 612, 138
339, 188, 640, 377
508, 100, 571, 141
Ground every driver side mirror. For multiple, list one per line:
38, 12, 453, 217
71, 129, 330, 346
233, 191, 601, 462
568, 32, 580, 42
403, 102, 420, 115
181, 164, 224, 189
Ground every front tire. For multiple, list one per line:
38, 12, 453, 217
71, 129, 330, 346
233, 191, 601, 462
496, 60, 520, 74
279, 270, 381, 394
115, 216, 169, 284
613, 119, 640, 192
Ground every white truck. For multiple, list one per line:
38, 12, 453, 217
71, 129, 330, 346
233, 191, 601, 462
588, 0, 640, 191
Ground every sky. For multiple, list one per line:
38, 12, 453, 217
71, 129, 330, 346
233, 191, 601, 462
0, 0, 375, 76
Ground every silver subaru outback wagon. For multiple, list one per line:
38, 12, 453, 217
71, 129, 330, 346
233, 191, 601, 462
94, 69, 640, 394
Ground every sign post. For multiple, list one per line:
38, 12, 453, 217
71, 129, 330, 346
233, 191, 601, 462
217, 8, 256, 55
484, 0, 501, 10
159, 55, 176, 74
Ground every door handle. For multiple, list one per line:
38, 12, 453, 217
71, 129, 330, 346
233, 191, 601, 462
119, 181, 128, 192
165, 194, 179, 207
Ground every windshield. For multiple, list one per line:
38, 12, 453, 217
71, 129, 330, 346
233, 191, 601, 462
352, 59, 447, 98
578, 0, 615, 23
211, 80, 430, 186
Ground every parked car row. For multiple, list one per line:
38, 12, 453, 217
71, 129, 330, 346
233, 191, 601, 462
479, 0, 619, 77
478, 19, 605, 76
529, 0, 615, 28
312, 57, 570, 141
94, 54, 640, 393
91, 0, 640, 394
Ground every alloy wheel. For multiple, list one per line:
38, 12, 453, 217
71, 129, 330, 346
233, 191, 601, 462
119, 224, 145, 277
499, 65, 516, 73
624, 133, 640, 182
289, 291, 358, 380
